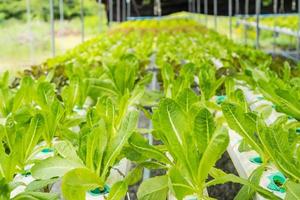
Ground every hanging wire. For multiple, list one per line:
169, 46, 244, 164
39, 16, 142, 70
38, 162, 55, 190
49, 0, 55, 57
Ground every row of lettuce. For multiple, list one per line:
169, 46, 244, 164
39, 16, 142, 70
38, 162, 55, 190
0, 18, 299, 200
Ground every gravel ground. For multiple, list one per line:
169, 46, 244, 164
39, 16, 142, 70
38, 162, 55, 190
207, 152, 242, 200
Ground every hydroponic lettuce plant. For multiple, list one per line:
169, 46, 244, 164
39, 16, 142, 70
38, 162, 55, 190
31, 97, 139, 200
126, 89, 278, 199
0, 113, 59, 199
257, 117, 300, 199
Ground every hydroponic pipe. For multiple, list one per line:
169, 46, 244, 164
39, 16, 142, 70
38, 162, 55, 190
49, 0, 55, 57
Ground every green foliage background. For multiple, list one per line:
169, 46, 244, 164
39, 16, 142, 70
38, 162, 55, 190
0, 0, 100, 22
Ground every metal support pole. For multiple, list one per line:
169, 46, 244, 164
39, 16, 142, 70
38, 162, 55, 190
98, 0, 102, 32
59, 0, 64, 23
214, 0, 217, 30
244, 0, 249, 45
80, 0, 85, 42
197, 0, 201, 13
255, 0, 261, 49
26, 0, 34, 63
204, 0, 208, 26
127, 0, 131, 19
273, 0, 278, 53
229, 0, 232, 39
117, 0, 120, 22
235, 0, 239, 15
109, 0, 113, 24
298, 0, 300, 55
122, 0, 126, 21
49, 0, 55, 57
188, 0, 191, 12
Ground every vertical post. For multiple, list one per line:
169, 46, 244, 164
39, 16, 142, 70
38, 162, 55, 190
26, 0, 34, 63
235, 0, 239, 15
229, 0, 232, 39
204, 0, 208, 26
98, 0, 102, 32
127, 0, 131, 19
80, 0, 85, 42
214, 0, 217, 30
117, 0, 120, 22
255, 0, 261, 49
157, 0, 162, 16
122, 0, 126, 21
59, 0, 64, 23
188, 0, 191, 12
244, 0, 249, 45
297, 0, 300, 55
197, 0, 201, 13
273, 0, 278, 53
109, 0, 113, 24
49, 0, 55, 57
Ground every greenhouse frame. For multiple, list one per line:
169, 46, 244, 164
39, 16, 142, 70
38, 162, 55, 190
0, 0, 300, 200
